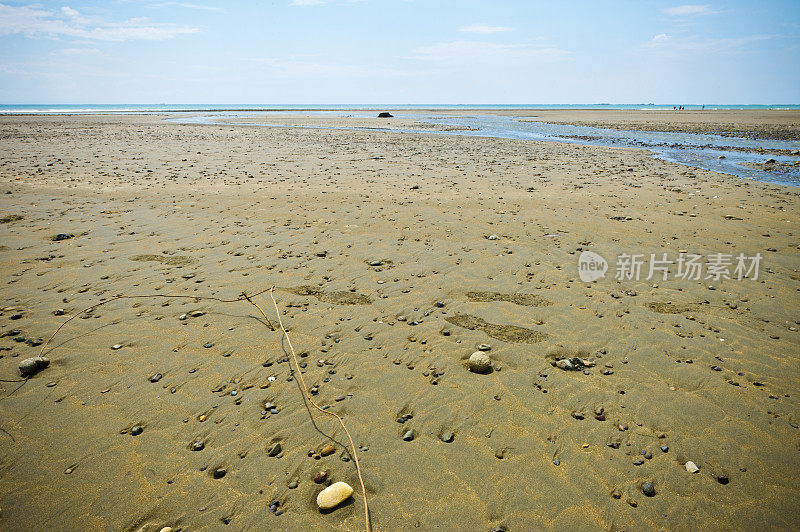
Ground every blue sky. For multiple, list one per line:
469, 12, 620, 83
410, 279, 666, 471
0, 1, 798, 103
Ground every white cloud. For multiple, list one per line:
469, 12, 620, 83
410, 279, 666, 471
460, 23, 513, 34
651, 33, 670, 44
662, 4, 716, 16
0, 3, 198, 41
289, 0, 364, 5
61, 47, 103, 56
414, 40, 567, 65
646, 33, 772, 53
149, 2, 226, 12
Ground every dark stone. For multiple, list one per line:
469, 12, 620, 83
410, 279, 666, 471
213, 467, 226, 479
642, 482, 656, 497
52, 233, 75, 241
149, 373, 162, 383
131, 425, 143, 436
377, 112, 393, 118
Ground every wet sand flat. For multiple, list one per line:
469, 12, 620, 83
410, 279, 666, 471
0, 113, 799, 531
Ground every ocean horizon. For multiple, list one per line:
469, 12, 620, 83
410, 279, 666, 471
2, 103, 800, 114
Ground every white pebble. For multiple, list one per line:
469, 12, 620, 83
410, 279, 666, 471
685, 460, 699, 473
317, 481, 354, 510
468, 351, 492, 374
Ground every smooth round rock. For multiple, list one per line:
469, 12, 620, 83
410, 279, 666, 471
191, 440, 205, 451
685, 460, 699, 473
18, 357, 49, 377
402, 430, 415, 441
320, 444, 336, 456
317, 481, 354, 510
130, 425, 143, 436
642, 482, 656, 497
468, 351, 492, 374
213, 467, 226, 479
440, 432, 455, 443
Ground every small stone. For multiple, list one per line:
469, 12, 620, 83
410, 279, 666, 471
320, 444, 336, 456
268, 443, 282, 457
468, 351, 492, 374
213, 467, 226, 479
18, 356, 49, 377
288, 480, 298, 489
52, 233, 74, 241
111, 344, 122, 350
149, 373, 163, 383
131, 425, 143, 436
642, 482, 656, 497
660, 445, 669, 453
317, 481, 354, 510
440, 432, 454, 443
313, 470, 328, 483
402, 430, 415, 441
159, 528, 173, 532
685, 461, 699, 473
191, 440, 205, 451
477, 344, 491, 351
716, 473, 729, 484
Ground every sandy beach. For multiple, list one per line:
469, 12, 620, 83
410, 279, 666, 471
1, 111, 799, 531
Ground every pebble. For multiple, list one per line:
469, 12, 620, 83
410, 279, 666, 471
191, 440, 205, 451
131, 425, 143, 436
317, 481, 354, 510
642, 482, 656, 497
111, 344, 122, 350
716, 473, 729, 484
268, 443, 282, 457
313, 470, 328, 483
440, 432, 455, 443
213, 467, 226, 479
402, 430, 415, 441
18, 356, 49, 377
159, 528, 173, 532
685, 461, 699, 473
149, 373, 163, 383
477, 344, 491, 351
468, 351, 492, 374
320, 444, 336, 456
288, 480, 298, 489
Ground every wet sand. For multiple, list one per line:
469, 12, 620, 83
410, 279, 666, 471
0, 113, 799, 531
505, 109, 800, 141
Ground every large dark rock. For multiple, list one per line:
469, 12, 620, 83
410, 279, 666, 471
377, 112, 393, 118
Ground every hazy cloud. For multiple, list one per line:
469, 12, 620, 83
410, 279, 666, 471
0, 3, 199, 41
460, 23, 513, 34
149, 2, 226, 12
662, 4, 717, 16
414, 40, 567, 64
